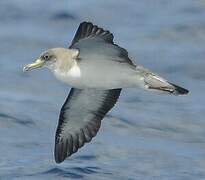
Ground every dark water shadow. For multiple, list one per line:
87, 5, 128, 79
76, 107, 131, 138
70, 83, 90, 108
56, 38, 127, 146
107, 114, 136, 127
42, 167, 83, 178
40, 166, 101, 178
0, 3, 26, 21
0, 113, 35, 127
75, 155, 97, 161
51, 12, 76, 21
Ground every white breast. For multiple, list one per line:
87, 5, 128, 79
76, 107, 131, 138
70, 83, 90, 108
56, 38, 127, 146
67, 63, 81, 78
53, 62, 84, 88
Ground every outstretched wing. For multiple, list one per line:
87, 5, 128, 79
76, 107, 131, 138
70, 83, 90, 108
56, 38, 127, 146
70, 21, 114, 46
69, 22, 135, 66
54, 88, 121, 163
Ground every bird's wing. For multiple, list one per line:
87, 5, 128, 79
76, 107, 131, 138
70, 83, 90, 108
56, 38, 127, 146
70, 21, 114, 46
55, 88, 121, 163
69, 22, 135, 66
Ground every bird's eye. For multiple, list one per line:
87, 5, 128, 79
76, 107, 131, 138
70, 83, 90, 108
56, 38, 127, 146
43, 54, 50, 61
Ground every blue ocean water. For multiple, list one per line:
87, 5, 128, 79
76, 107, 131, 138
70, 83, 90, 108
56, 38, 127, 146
0, 0, 205, 179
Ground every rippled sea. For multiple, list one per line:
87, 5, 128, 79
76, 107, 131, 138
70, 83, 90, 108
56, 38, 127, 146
0, 0, 205, 179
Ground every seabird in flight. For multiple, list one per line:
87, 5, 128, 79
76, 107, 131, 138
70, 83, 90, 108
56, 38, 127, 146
23, 22, 189, 163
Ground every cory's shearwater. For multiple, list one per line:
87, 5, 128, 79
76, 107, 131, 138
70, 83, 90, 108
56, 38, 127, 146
23, 22, 189, 163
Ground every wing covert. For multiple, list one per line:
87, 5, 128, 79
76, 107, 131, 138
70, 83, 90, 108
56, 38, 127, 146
70, 22, 135, 66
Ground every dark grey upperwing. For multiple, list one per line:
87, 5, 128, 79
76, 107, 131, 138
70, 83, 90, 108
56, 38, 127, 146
70, 21, 114, 46
55, 88, 121, 163
69, 22, 135, 66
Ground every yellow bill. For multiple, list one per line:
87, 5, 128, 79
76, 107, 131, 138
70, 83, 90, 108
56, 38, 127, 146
23, 59, 45, 72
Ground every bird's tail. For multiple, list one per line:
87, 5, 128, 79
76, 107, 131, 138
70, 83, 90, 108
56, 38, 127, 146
136, 66, 189, 95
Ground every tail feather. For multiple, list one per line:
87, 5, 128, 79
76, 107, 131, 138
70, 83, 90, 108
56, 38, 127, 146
143, 73, 189, 95
169, 83, 189, 95
148, 83, 189, 95
136, 66, 189, 95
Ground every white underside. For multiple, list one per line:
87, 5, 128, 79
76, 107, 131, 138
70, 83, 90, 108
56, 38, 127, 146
50, 57, 173, 93
52, 61, 146, 89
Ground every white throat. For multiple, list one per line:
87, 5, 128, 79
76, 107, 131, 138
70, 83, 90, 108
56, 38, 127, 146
51, 59, 82, 85
67, 61, 81, 78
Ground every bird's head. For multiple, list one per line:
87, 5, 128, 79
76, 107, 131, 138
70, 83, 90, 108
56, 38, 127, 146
23, 48, 79, 72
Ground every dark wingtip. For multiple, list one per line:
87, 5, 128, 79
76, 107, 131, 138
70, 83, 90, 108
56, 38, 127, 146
54, 145, 65, 164
55, 158, 63, 164
169, 83, 189, 95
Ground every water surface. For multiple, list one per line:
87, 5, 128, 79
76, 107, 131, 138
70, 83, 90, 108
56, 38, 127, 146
0, 0, 205, 179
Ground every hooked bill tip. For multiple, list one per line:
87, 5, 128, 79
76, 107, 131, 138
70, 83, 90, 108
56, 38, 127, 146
23, 66, 30, 72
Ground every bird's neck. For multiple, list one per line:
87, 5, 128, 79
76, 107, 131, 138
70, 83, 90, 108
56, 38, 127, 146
49, 59, 81, 84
